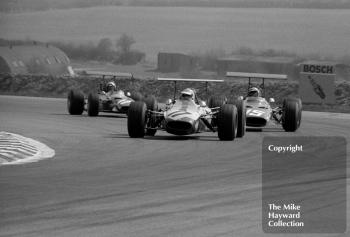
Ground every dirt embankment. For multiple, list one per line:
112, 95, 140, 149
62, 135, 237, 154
1, 75, 349, 112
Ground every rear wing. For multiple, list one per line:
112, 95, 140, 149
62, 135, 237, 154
76, 70, 133, 79
76, 70, 134, 92
226, 72, 287, 97
157, 77, 224, 100
158, 78, 224, 82
226, 72, 287, 80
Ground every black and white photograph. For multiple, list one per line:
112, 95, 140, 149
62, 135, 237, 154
0, 1, 349, 236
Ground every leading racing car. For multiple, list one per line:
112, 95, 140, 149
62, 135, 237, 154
226, 72, 302, 132
127, 78, 246, 141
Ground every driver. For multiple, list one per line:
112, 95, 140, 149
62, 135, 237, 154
247, 87, 261, 97
105, 81, 117, 96
179, 88, 195, 101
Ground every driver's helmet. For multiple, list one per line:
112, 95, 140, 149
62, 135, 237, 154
247, 87, 261, 97
106, 81, 116, 92
180, 88, 195, 101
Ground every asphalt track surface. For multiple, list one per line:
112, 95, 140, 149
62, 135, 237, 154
0, 95, 349, 237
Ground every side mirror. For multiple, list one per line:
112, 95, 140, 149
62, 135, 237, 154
199, 101, 207, 107
238, 96, 244, 100
166, 99, 173, 105
126, 92, 131, 97
269, 98, 275, 103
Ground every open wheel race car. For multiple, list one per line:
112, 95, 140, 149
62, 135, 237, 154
67, 72, 143, 116
226, 72, 302, 132
127, 78, 246, 141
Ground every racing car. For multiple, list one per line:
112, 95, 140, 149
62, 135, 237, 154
226, 72, 302, 132
127, 78, 246, 141
67, 72, 142, 116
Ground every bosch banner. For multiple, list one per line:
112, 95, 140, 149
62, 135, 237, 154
299, 63, 336, 104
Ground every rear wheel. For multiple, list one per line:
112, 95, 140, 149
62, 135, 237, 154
87, 93, 99, 116
145, 128, 157, 136
143, 95, 158, 136
208, 96, 226, 108
131, 92, 143, 101
67, 90, 84, 115
234, 99, 246, 138
127, 101, 147, 138
282, 98, 300, 132
209, 96, 226, 128
143, 95, 158, 111
217, 104, 238, 141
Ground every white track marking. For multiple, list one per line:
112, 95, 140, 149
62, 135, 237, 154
0, 132, 55, 165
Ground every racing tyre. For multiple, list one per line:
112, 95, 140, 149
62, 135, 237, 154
234, 98, 246, 138
146, 128, 157, 136
285, 97, 302, 128
217, 104, 238, 141
131, 92, 143, 101
282, 98, 300, 132
143, 95, 158, 111
87, 93, 99, 116
208, 96, 226, 108
127, 101, 147, 138
67, 90, 84, 115
143, 95, 158, 136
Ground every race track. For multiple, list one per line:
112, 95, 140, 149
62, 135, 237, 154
0, 95, 349, 237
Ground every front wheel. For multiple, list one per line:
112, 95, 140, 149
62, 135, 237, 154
282, 98, 300, 132
127, 101, 147, 138
286, 97, 302, 128
234, 98, 246, 138
87, 93, 99, 116
67, 90, 84, 115
217, 104, 238, 141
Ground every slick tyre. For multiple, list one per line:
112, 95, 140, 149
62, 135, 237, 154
285, 97, 302, 128
234, 98, 246, 138
143, 95, 158, 111
143, 95, 158, 136
67, 89, 84, 115
127, 101, 147, 138
131, 92, 143, 101
145, 128, 157, 136
282, 98, 300, 132
217, 104, 238, 141
87, 93, 99, 116
208, 96, 226, 108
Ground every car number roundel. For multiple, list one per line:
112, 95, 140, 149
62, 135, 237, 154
246, 109, 264, 116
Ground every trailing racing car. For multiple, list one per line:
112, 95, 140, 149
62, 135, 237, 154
226, 72, 302, 132
67, 72, 142, 116
127, 78, 246, 141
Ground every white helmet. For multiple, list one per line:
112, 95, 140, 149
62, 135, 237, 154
247, 87, 261, 97
180, 88, 195, 100
106, 81, 116, 91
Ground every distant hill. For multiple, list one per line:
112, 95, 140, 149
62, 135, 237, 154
2, 0, 350, 12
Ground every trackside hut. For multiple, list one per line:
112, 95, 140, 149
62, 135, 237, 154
0, 45, 71, 76
217, 55, 298, 79
157, 52, 196, 73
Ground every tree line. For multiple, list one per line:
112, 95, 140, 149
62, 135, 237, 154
0, 34, 145, 65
